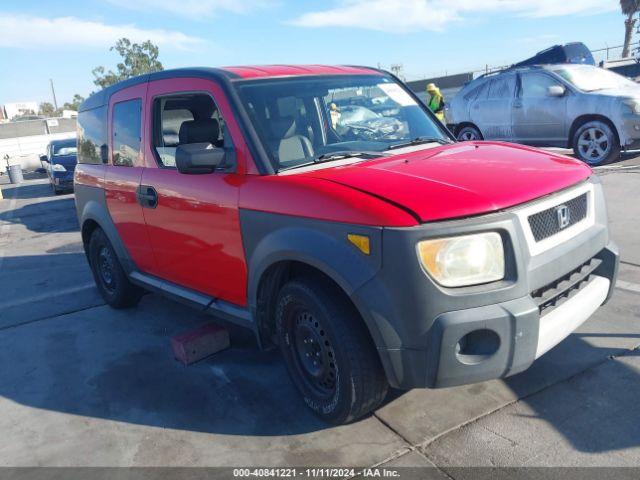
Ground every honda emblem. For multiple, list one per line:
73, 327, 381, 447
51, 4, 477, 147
556, 205, 570, 229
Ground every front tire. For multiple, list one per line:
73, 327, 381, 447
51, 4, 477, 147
88, 228, 143, 309
457, 125, 482, 141
572, 120, 620, 166
275, 277, 388, 424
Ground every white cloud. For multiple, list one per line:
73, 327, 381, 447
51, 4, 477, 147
517, 33, 561, 45
105, 0, 276, 19
289, 0, 619, 33
0, 13, 204, 50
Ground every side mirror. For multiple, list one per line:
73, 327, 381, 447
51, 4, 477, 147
547, 85, 566, 97
176, 143, 225, 174
40, 155, 48, 163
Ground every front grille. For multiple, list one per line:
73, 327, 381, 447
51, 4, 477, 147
528, 193, 588, 242
531, 257, 602, 315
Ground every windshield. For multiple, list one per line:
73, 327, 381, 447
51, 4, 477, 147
52, 140, 77, 156
236, 74, 448, 171
552, 65, 637, 92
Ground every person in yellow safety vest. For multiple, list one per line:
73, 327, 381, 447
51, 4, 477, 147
426, 83, 445, 122
329, 102, 341, 129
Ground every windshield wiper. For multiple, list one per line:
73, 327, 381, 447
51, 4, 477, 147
386, 136, 453, 150
316, 150, 384, 162
277, 151, 385, 173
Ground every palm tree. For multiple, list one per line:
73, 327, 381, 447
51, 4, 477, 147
621, 0, 640, 58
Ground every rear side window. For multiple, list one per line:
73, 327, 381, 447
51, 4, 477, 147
520, 73, 561, 98
77, 105, 107, 164
112, 99, 142, 167
487, 75, 516, 99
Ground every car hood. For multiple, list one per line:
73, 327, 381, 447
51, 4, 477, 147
301, 142, 592, 222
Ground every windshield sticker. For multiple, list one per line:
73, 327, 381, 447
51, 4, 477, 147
377, 83, 416, 106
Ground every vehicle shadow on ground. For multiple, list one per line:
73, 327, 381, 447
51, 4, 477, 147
0, 259, 331, 436
0, 197, 78, 233
2, 180, 639, 442
617, 151, 640, 163
0, 254, 638, 442
0, 182, 60, 200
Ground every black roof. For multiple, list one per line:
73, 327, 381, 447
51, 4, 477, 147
49, 137, 76, 146
79, 67, 239, 112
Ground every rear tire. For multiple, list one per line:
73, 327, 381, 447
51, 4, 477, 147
572, 120, 620, 166
457, 125, 482, 141
275, 277, 388, 424
88, 228, 143, 309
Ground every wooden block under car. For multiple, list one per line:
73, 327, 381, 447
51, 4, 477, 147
171, 323, 230, 365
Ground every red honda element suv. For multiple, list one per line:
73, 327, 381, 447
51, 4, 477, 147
75, 65, 618, 424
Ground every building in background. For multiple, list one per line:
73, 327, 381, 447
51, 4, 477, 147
3, 102, 39, 120
0, 117, 76, 170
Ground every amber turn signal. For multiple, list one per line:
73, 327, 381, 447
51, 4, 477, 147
348, 234, 371, 255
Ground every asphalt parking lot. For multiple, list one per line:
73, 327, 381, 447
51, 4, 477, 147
0, 155, 639, 474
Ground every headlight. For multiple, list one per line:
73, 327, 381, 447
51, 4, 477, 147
623, 99, 640, 115
51, 163, 66, 172
417, 232, 505, 287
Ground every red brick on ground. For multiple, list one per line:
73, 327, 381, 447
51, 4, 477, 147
171, 323, 230, 365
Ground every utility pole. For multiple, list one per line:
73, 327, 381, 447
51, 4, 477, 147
49, 78, 58, 111
390, 64, 405, 81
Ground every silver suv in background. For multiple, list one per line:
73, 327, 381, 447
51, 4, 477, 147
448, 64, 640, 165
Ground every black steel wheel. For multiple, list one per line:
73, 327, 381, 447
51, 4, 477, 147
97, 244, 117, 295
276, 277, 388, 424
88, 228, 143, 309
290, 307, 337, 398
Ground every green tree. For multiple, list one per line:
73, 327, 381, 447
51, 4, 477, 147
62, 94, 85, 111
38, 102, 57, 117
621, 0, 640, 58
92, 38, 163, 89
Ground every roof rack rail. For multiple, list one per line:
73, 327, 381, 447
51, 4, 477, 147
475, 64, 544, 80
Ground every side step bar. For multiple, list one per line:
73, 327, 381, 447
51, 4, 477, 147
129, 271, 254, 330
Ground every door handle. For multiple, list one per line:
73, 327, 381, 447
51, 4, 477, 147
136, 185, 158, 209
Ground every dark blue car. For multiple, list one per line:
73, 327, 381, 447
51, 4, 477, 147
40, 138, 77, 194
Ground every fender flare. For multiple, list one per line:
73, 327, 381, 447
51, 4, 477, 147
247, 226, 381, 305
245, 225, 386, 347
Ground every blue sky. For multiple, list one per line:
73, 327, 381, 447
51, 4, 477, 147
0, 0, 628, 107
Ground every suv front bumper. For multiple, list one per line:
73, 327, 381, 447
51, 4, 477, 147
351, 178, 619, 389
423, 244, 616, 388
